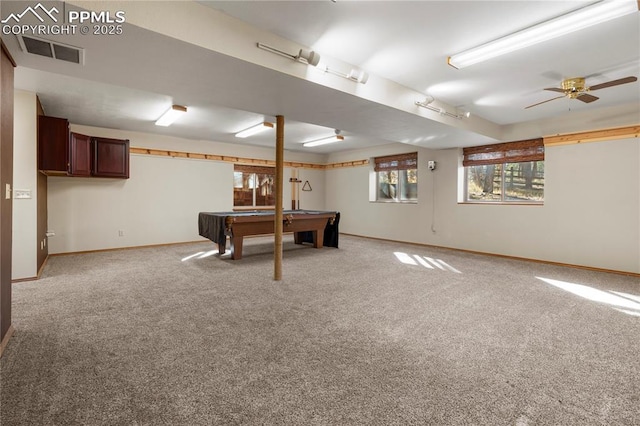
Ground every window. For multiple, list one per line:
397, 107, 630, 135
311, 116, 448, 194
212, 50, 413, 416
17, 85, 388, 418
374, 152, 418, 202
463, 139, 544, 203
233, 165, 275, 207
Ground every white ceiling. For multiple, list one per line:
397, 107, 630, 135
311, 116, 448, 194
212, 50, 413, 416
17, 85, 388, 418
2, 0, 639, 155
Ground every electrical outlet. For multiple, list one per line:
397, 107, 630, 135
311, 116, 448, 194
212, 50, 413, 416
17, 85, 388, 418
118, 230, 124, 237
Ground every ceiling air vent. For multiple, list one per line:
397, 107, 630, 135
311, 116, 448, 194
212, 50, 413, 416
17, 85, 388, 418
17, 35, 84, 65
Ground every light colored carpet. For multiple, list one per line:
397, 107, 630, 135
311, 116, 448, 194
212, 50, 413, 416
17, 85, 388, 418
1, 234, 639, 425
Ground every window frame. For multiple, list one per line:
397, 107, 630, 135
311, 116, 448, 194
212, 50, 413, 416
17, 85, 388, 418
233, 164, 276, 208
462, 139, 544, 205
373, 152, 418, 203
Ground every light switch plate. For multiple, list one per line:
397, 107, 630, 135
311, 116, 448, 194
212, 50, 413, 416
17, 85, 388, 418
14, 189, 32, 199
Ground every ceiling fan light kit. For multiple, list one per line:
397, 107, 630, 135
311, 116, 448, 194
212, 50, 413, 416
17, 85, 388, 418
448, 0, 638, 69
561, 77, 586, 95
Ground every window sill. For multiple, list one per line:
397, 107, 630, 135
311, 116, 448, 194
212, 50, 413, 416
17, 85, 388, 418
459, 201, 543, 206
371, 200, 418, 204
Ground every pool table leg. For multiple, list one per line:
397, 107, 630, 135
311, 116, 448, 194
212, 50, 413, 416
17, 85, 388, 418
229, 235, 244, 260
315, 228, 324, 248
293, 229, 324, 248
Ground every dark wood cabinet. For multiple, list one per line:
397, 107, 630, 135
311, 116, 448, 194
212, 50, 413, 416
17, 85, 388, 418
38, 115, 69, 174
38, 116, 129, 179
92, 137, 129, 178
68, 133, 91, 176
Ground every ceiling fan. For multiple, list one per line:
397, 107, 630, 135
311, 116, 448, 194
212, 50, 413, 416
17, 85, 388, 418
525, 76, 638, 109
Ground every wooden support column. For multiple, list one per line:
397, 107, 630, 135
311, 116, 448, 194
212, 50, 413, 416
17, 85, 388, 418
274, 115, 284, 281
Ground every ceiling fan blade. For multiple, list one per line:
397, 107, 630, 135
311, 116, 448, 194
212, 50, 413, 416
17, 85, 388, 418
525, 95, 565, 109
589, 76, 638, 91
576, 93, 599, 103
544, 87, 566, 93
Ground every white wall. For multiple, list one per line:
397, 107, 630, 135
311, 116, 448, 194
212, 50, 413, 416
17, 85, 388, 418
12, 90, 38, 280
295, 167, 325, 211
542, 139, 639, 271
326, 143, 435, 245
47, 125, 327, 254
326, 138, 640, 274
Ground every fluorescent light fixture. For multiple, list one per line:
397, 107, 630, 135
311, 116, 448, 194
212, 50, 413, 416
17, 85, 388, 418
155, 105, 187, 126
448, 0, 638, 69
235, 122, 274, 138
303, 135, 344, 148
415, 97, 469, 119
257, 42, 320, 66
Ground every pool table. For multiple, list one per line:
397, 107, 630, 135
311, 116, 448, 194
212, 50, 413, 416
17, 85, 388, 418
198, 210, 339, 260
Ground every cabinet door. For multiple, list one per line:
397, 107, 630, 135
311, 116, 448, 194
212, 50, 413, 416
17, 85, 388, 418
38, 116, 69, 173
68, 133, 91, 176
92, 137, 129, 178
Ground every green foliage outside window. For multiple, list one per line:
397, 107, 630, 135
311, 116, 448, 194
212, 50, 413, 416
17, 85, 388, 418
466, 161, 544, 202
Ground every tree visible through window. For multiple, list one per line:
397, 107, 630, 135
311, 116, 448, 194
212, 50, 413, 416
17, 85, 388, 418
463, 139, 544, 203
233, 165, 275, 207
374, 152, 418, 202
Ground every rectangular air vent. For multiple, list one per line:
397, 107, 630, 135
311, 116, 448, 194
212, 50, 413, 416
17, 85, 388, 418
17, 35, 84, 64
